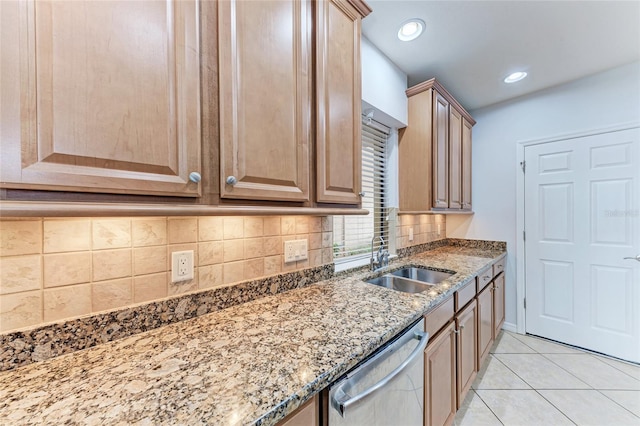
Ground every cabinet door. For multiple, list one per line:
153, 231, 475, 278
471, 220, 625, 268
448, 107, 462, 209
316, 0, 362, 204
477, 284, 494, 367
493, 273, 506, 339
425, 322, 457, 426
277, 395, 318, 426
432, 92, 449, 209
398, 90, 433, 212
218, 0, 311, 202
456, 300, 478, 409
0, 0, 201, 197
461, 118, 473, 210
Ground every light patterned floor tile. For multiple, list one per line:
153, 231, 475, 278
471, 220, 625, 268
544, 354, 640, 390
539, 389, 640, 426
508, 332, 583, 354
490, 332, 536, 354
472, 355, 531, 390
597, 357, 640, 381
475, 389, 573, 425
494, 353, 590, 389
454, 391, 502, 426
601, 390, 640, 417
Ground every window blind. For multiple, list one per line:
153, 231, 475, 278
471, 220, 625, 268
333, 118, 390, 260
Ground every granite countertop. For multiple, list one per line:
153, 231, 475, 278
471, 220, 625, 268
0, 245, 505, 425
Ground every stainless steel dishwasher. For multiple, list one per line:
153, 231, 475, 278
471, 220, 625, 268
327, 318, 428, 426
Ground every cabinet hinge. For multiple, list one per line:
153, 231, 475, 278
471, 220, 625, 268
523, 230, 526, 241
520, 161, 526, 173
524, 298, 527, 309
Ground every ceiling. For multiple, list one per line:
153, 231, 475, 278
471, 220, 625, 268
361, 1, 640, 111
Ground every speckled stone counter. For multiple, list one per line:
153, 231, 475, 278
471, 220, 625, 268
0, 245, 505, 425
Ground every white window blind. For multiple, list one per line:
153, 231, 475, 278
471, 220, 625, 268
333, 118, 390, 260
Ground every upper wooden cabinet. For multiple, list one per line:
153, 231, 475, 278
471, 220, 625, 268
461, 118, 473, 210
315, 0, 363, 204
399, 79, 475, 213
219, 0, 369, 205
218, 0, 312, 202
0, 0, 201, 197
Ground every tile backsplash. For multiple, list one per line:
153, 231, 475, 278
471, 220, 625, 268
396, 214, 446, 249
0, 216, 333, 333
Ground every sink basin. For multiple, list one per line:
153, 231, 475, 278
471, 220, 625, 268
366, 275, 434, 294
390, 267, 454, 284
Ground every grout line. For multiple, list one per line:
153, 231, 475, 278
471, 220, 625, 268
589, 354, 640, 382
469, 389, 505, 426
533, 389, 578, 425
596, 389, 640, 419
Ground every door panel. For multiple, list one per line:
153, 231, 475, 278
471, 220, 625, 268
525, 128, 640, 362
432, 93, 449, 209
449, 107, 462, 209
461, 118, 473, 210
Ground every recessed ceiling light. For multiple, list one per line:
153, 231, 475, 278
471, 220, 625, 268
504, 71, 528, 83
398, 19, 425, 41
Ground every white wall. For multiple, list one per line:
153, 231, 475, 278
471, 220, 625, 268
361, 36, 408, 127
447, 61, 640, 329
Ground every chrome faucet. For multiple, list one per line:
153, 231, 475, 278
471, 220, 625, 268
370, 236, 390, 271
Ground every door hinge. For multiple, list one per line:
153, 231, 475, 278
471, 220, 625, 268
523, 230, 526, 241
524, 298, 527, 309
520, 161, 526, 173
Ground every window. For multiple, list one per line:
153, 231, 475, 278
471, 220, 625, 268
333, 118, 390, 261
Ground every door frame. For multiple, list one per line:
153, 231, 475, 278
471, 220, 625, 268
515, 121, 640, 335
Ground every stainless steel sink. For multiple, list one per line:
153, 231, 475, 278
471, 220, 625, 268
365, 275, 434, 294
389, 267, 454, 284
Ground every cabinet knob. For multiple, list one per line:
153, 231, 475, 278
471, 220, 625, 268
359, 191, 366, 197
453, 329, 460, 335
226, 176, 238, 185
460, 325, 465, 330
189, 172, 201, 183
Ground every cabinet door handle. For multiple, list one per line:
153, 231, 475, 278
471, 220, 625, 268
453, 329, 460, 334
359, 191, 366, 197
460, 325, 465, 330
188, 171, 201, 183
483, 275, 491, 280
226, 175, 238, 185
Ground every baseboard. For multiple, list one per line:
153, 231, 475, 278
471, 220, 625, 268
501, 321, 517, 333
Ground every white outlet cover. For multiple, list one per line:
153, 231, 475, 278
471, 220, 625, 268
284, 239, 308, 263
171, 250, 194, 283
408, 227, 414, 241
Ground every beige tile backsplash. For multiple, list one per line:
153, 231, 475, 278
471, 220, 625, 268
396, 214, 446, 249
0, 216, 333, 333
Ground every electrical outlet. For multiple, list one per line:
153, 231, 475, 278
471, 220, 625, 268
284, 239, 308, 263
171, 250, 194, 283
408, 227, 414, 242
437, 224, 441, 235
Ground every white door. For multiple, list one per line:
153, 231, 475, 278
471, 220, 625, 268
525, 128, 640, 363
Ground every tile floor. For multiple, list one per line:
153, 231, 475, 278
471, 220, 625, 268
454, 331, 640, 426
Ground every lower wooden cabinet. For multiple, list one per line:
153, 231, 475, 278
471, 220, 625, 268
455, 300, 478, 409
424, 258, 506, 426
477, 283, 493, 368
424, 321, 457, 426
277, 395, 319, 426
493, 272, 505, 339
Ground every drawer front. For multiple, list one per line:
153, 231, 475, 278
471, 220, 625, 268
477, 271, 493, 292
455, 280, 476, 312
493, 257, 506, 277
425, 296, 454, 337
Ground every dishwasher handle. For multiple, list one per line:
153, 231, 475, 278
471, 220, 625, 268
331, 330, 429, 417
